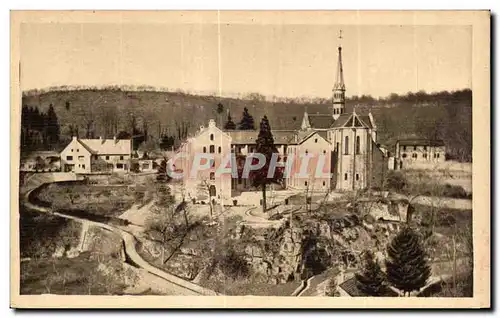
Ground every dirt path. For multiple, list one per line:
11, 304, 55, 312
21, 174, 218, 296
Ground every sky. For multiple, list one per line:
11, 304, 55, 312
19, 21, 472, 98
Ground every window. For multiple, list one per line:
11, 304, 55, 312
106, 156, 110, 160
344, 136, 349, 154
437, 153, 440, 158
336, 142, 339, 152
203, 147, 207, 153
82, 164, 85, 169
210, 172, 215, 180
78, 156, 84, 161
305, 150, 308, 155
323, 150, 327, 155
402, 153, 407, 158
305, 181, 308, 187
403, 146, 407, 151
344, 173, 348, 180
315, 138, 318, 143
210, 145, 215, 153
210, 134, 214, 141
218, 146, 221, 153
120, 156, 124, 160
356, 174, 359, 181
322, 181, 326, 186
423, 146, 427, 151
71, 149, 74, 152
356, 136, 361, 154
414, 146, 417, 151
142, 163, 149, 170
412, 153, 418, 158
116, 163, 124, 169
77, 149, 79, 152
423, 153, 428, 159
66, 156, 73, 161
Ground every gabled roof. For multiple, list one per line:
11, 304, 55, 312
339, 277, 398, 297
307, 114, 335, 129
397, 139, 445, 147
225, 130, 296, 145
331, 112, 373, 129
78, 138, 131, 155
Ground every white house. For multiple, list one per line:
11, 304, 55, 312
60, 136, 132, 174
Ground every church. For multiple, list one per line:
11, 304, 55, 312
177, 38, 388, 202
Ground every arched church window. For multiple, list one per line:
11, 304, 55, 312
210, 134, 214, 141
210, 145, 215, 153
356, 136, 361, 154
344, 136, 349, 155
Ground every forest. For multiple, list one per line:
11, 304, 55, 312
20, 87, 472, 162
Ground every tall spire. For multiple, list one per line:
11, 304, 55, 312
332, 29, 346, 120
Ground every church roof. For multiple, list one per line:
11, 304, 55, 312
308, 114, 335, 129
331, 112, 373, 129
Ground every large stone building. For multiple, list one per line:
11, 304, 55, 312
176, 40, 388, 202
394, 139, 446, 170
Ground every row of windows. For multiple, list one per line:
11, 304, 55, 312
333, 108, 343, 115
203, 145, 222, 153
334, 136, 361, 155
401, 153, 441, 159
66, 155, 125, 161
344, 173, 360, 181
402, 145, 433, 151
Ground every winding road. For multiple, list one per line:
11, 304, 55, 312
21, 172, 218, 296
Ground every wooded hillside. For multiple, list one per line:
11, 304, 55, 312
20, 88, 472, 161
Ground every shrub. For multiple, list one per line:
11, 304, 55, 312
214, 246, 250, 280
442, 184, 468, 199
233, 199, 238, 206
385, 171, 407, 192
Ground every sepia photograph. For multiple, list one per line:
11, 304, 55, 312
10, 10, 490, 308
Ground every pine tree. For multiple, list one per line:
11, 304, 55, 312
216, 102, 224, 127
238, 107, 255, 130
355, 250, 387, 296
251, 116, 283, 212
385, 226, 431, 296
224, 112, 236, 130
45, 103, 60, 146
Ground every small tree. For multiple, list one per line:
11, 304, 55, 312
223, 112, 237, 130
238, 107, 255, 130
355, 251, 387, 296
216, 102, 224, 127
386, 226, 431, 296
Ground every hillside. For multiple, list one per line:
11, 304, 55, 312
20, 88, 472, 161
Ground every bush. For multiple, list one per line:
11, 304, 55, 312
442, 184, 468, 199
214, 246, 250, 280
385, 171, 407, 192
233, 199, 238, 206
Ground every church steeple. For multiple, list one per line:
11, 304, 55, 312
332, 30, 346, 120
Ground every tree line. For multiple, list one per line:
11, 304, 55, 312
21, 104, 60, 150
